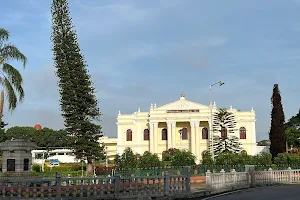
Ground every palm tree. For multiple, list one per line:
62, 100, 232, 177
0, 28, 27, 117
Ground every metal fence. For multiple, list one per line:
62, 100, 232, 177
116, 165, 246, 177
0, 167, 191, 199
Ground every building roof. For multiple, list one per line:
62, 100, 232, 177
154, 93, 209, 110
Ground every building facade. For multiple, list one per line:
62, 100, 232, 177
98, 136, 118, 161
117, 93, 257, 163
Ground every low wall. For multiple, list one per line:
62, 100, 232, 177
190, 176, 205, 183
206, 167, 300, 194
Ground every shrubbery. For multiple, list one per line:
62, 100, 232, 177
200, 151, 300, 167
170, 150, 196, 166
31, 164, 88, 173
274, 153, 300, 165
32, 164, 42, 172
116, 147, 196, 169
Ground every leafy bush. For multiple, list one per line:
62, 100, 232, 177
116, 147, 138, 169
138, 151, 162, 168
252, 152, 272, 166
32, 164, 42, 172
43, 165, 86, 172
171, 149, 196, 166
274, 153, 300, 165
201, 151, 214, 165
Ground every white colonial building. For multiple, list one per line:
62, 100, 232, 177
117, 93, 257, 163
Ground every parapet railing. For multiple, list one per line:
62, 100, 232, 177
0, 167, 191, 199
206, 167, 300, 194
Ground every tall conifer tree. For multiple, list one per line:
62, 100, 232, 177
51, 0, 103, 172
209, 108, 242, 157
269, 84, 286, 158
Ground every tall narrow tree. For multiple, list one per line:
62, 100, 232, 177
269, 84, 286, 158
51, 0, 103, 173
210, 108, 242, 156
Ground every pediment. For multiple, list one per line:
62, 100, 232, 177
155, 99, 209, 110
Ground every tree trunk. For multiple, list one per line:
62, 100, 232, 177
87, 160, 93, 174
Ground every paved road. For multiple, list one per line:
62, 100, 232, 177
205, 185, 300, 200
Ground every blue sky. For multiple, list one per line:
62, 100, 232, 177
1, 0, 300, 141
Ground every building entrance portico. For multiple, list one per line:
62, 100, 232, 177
152, 121, 193, 154
116, 93, 257, 163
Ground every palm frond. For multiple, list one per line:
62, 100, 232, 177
2, 63, 24, 101
0, 44, 27, 67
0, 28, 9, 46
3, 78, 17, 111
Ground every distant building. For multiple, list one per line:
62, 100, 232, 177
98, 136, 117, 160
32, 149, 80, 164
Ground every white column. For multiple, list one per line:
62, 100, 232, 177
251, 120, 257, 155
137, 122, 141, 154
171, 122, 176, 148
149, 123, 154, 153
209, 112, 214, 156
117, 123, 123, 155
190, 122, 196, 155
167, 122, 172, 149
194, 121, 200, 161
154, 123, 158, 153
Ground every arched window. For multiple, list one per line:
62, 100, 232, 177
126, 129, 132, 141
181, 127, 188, 140
221, 127, 227, 138
240, 127, 246, 139
202, 127, 208, 139
162, 128, 167, 140
144, 129, 149, 141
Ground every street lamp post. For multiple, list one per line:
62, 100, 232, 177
210, 81, 224, 159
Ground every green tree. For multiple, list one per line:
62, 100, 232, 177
138, 151, 161, 169
114, 154, 121, 167
36, 128, 70, 148
285, 109, 300, 130
5, 126, 70, 148
210, 108, 242, 156
274, 153, 300, 165
5, 126, 36, 140
0, 117, 7, 143
171, 149, 196, 166
119, 148, 138, 169
215, 151, 253, 166
51, 0, 103, 173
0, 28, 27, 114
201, 151, 214, 165
162, 148, 177, 163
215, 151, 239, 165
285, 128, 300, 148
252, 152, 272, 166
269, 84, 286, 159
162, 151, 172, 162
